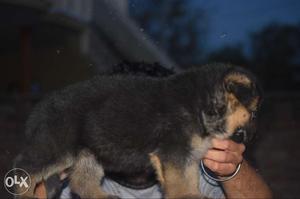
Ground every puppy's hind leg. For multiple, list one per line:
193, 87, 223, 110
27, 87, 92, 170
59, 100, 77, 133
69, 149, 119, 199
13, 150, 75, 198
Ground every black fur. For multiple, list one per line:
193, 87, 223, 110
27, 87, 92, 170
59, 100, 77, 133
15, 63, 261, 196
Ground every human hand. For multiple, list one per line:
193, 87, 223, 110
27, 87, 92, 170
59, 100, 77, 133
34, 181, 47, 199
203, 138, 245, 177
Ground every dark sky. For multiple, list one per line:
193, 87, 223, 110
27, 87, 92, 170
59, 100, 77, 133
192, 0, 300, 53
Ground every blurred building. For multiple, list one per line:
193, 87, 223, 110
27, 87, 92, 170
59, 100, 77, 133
0, 0, 176, 93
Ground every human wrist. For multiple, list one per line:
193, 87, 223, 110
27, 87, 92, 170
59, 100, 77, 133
217, 160, 243, 180
201, 160, 243, 182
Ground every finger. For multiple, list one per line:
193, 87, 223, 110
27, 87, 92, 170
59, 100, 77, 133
203, 159, 237, 176
204, 149, 243, 164
34, 181, 47, 199
211, 138, 245, 153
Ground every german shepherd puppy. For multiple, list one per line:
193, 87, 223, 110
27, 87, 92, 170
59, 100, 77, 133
14, 63, 262, 198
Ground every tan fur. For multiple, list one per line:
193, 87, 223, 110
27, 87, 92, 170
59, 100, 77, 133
149, 153, 201, 199
248, 96, 259, 111
163, 162, 201, 198
226, 93, 250, 134
149, 153, 165, 186
69, 149, 109, 199
150, 135, 212, 199
225, 73, 251, 87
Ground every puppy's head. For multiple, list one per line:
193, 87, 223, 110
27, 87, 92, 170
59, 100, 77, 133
201, 65, 262, 143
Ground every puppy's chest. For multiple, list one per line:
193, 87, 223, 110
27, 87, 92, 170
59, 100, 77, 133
190, 134, 212, 161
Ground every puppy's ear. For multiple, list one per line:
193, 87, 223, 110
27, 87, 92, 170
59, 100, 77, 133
223, 69, 252, 93
223, 68, 261, 111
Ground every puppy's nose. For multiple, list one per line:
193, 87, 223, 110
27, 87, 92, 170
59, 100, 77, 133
230, 127, 247, 143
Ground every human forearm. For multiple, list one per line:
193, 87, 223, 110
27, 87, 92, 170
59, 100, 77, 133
203, 139, 272, 198
222, 160, 272, 199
